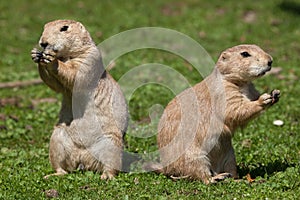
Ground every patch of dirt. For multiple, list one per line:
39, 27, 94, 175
8, 115, 19, 122
0, 97, 21, 107
243, 10, 257, 23
0, 125, 7, 131
0, 114, 6, 121
31, 98, 57, 107
161, 2, 186, 16
241, 139, 252, 148
44, 189, 59, 198
267, 67, 299, 81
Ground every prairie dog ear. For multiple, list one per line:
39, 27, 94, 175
219, 51, 230, 62
76, 22, 86, 33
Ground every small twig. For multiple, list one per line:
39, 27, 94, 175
170, 175, 190, 180
0, 79, 43, 89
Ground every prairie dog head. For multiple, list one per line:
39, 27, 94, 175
216, 44, 273, 83
38, 20, 94, 58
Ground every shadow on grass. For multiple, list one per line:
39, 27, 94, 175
279, 1, 300, 15
122, 151, 142, 172
238, 160, 294, 178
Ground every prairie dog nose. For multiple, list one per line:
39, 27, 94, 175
267, 60, 273, 67
40, 42, 49, 49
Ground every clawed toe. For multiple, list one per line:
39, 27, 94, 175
44, 172, 67, 179
100, 170, 116, 180
259, 93, 273, 106
31, 48, 43, 63
271, 89, 280, 104
210, 173, 232, 183
30, 48, 56, 64
44, 168, 67, 179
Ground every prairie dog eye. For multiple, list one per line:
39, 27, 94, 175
241, 51, 251, 57
60, 25, 69, 32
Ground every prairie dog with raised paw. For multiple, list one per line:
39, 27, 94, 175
151, 44, 280, 184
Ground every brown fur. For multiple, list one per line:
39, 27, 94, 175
155, 44, 280, 184
31, 20, 128, 180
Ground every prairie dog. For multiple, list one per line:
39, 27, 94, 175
155, 44, 280, 184
31, 20, 128, 180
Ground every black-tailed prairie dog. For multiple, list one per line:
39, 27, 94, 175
155, 44, 280, 184
31, 20, 128, 180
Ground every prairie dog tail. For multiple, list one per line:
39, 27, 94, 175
143, 162, 164, 173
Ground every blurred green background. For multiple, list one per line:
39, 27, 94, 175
0, 0, 299, 199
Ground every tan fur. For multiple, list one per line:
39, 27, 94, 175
155, 44, 280, 184
31, 20, 128, 180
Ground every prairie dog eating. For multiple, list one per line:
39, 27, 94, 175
31, 20, 128, 180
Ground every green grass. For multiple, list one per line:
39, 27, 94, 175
1, 0, 300, 199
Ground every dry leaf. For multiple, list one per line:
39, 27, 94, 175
246, 173, 255, 183
268, 67, 282, 75
241, 139, 252, 148
134, 177, 139, 185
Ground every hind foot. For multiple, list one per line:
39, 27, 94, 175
210, 172, 232, 183
44, 168, 68, 179
100, 169, 116, 180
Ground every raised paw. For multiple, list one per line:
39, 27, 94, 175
259, 93, 273, 106
271, 89, 280, 104
210, 172, 232, 183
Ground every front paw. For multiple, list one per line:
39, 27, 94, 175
31, 48, 56, 65
259, 93, 273, 106
31, 48, 43, 63
271, 89, 280, 104
41, 50, 56, 64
